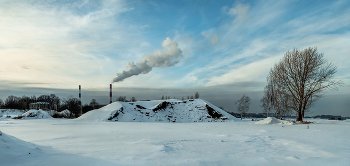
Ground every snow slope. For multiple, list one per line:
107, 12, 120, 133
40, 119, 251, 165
78, 99, 236, 122
77, 102, 123, 121
0, 130, 117, 166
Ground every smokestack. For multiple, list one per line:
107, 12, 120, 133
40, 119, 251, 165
79, 85, 82, 115
110, 84, 112, 104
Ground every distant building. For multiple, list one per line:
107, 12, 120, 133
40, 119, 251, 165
29, 102, 50, 110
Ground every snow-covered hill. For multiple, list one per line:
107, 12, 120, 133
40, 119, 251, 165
78, 99, 237, 122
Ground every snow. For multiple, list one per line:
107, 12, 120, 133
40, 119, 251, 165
77, 102, 123, 121
1, 118, 350, 165
1, 101, 349, 165
77, 99, 236, 122
53, 109, 73, 117
255, 117, 294, 125
0, 130, 117, 166
17, 109, 53, 119
0, 109, 26, 118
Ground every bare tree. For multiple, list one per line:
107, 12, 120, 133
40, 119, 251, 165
161, 95, 164, 100
236, 94, 251, 120
89, 99, 99, 109
117, 96, 127, 102
270, 47, 341, 122
195, 92, 199, 99
60, 96, 80, 117
260, 78, 274, 118
0, 99, 3, 108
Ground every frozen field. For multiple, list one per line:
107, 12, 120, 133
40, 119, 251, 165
1, 117, 349, 166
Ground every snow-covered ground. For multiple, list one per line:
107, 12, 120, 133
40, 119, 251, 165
0, 109, 25, 118
0, 101, 349, 166
1, 118, 349, 165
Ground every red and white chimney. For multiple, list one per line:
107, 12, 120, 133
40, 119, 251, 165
110, 84, 112, 104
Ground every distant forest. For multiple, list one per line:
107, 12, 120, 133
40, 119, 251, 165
0, 92, 201, 117
0, 94, 101, 117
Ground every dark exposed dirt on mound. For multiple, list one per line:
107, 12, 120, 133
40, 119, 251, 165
206, 104, 223, 119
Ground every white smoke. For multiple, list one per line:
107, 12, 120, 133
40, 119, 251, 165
112, 37, 183, 83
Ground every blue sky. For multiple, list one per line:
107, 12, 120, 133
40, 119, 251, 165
1, 0, 349, 115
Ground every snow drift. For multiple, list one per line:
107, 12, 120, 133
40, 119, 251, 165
255, 117, 293, 125
0, 131, 43, 165
78, 99, 237, 122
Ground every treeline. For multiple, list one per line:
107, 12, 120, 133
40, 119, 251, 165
116, 96, 137, 102
161, 92, 200, 100
0, 94, 102, 117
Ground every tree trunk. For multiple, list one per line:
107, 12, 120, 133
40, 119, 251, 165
296, 101, 303, 121
276, 87, 279, 118
267, 108, 269, 118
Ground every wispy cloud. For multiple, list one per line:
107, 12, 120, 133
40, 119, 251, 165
222, 3, 250, 22
201, 31, 219, 45
184, 0, 350, 88
0, 0, 139, 89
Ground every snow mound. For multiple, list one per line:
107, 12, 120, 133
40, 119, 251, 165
255, 117, 293, 125
51, 109, 75, 118
57, 109, 72, 116
15, 109, 53, 119
78, 99, 237, 122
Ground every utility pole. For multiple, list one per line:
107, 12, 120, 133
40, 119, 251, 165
110, 84, 112, 104
79, 85, 82, 115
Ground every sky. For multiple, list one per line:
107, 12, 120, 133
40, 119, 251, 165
0, 0, 349, 116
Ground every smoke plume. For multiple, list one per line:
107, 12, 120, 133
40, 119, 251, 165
112, 37, 183, 83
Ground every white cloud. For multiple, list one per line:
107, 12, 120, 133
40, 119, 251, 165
222, 3, 250, 22
140, 25, 150, 29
